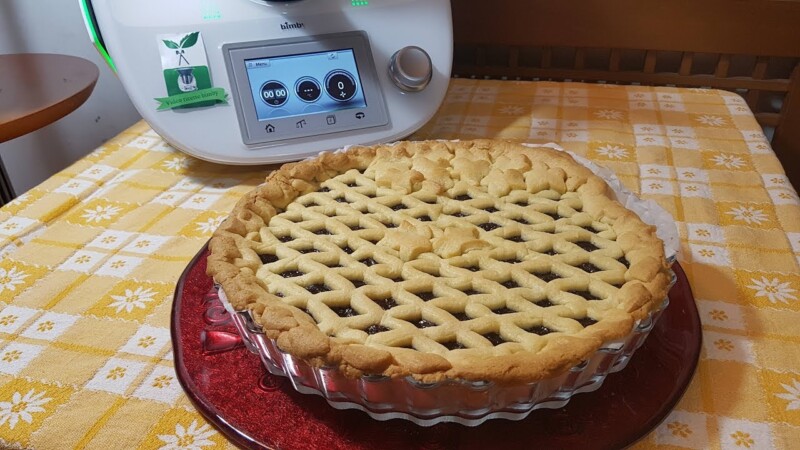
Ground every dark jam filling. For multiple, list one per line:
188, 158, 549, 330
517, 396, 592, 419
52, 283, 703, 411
478, 222, 501, 231
454, 194, 472, 201
502, 280, 520, 289
464, 265, 481, 272
258, 254, 278, 264
483, 332, 506, 346
533, 271, 560, 282
373, 297, 397, 310
544, 249, 558, 256
544, 211, 561, 220
280, 270, 304, 278
576, 241, 600, 252
452, 312, 471, 321
319, 187, 331, 192
349, 224, 364, 231
579, 262, 602, 273
359, 257, 378, 267
298, 248, 319, 254
345, 182, 357, 188
384, 222, 398, 228
365, 324, 390, 335
278, 236, 293, 243
314, 229, 332, 235
413, 319, 436, 329
514, 200, 529, 206
514, 217, 531, 225
493, 307, 516, 315
341, 246, 354, 254
483, 207, 499, 213
452, 212, 469, 218
391, 204, 407, 211
335, 197, 348, 203
417, 215, 432, 222
618, 256, 631, 268
332, 306, 358, 317
463, 289, 481, 296
351, 280, 366, 288
442, 341, 466, 350
500, 258, 522, 264
577, 317, 598, 328
536, 299, 555, 308
526, 325, 553, 335
568, 290, 601, 301
507, 235, 525, 243
416, 291, 436, 301
305, 284, 331, 294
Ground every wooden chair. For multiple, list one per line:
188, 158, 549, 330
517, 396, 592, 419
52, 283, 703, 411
451, 0, 800, 187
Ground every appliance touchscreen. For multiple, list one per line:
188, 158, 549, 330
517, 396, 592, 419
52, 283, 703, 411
245, 49, 368, 121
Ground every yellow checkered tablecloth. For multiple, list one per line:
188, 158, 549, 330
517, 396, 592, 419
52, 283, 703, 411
0, 79, 798, 449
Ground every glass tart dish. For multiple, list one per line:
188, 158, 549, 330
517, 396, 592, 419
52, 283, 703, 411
206, 140, 677, 426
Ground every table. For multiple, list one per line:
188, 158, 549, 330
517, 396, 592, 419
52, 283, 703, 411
0, 53, 99, 203
0, 79, 798, 449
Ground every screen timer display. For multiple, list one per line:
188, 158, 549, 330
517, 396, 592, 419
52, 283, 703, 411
244, 49, 368, 121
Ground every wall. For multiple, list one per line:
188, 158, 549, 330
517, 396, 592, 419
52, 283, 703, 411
0, 0, 141, 195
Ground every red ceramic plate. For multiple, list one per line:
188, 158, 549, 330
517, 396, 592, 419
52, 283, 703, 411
172, 246, 701, 450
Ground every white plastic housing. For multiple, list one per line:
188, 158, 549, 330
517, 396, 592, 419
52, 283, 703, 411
88, 0, 453, 164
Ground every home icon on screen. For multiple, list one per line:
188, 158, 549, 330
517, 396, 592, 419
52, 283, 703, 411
265, 124, 275, 133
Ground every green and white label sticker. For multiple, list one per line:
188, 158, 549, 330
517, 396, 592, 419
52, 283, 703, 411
156, 31, 228, 110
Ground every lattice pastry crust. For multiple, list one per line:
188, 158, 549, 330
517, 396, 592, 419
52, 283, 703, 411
208, 140, 671, 384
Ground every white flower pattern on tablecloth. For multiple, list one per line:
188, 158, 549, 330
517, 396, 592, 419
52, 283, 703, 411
711, 154, 746, 169
498, 105, 525, 115
696, 115, 727, 126
775, 378, 800, 410
6, 193, 30, 208
595, 145, 629, 159
162, 157, 192, 171
0, 267, 28, 294
81, 205, 122, 223
726, 206, 768, 225
108, 287, 156, 313
195, 217, 225, 234
158, 420, 217, 450
594, 109, 623, 120
0, 389, 51, 429
747, 277, 797, 304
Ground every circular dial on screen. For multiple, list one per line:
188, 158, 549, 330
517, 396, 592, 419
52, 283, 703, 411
295, 77, 322, 103
324, 70, 357, 102
260, 80, 289, 107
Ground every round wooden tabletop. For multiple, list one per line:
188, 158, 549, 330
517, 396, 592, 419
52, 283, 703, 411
0, 53, 100, 143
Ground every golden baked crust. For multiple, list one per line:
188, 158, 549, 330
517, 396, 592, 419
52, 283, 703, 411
207, 140, 671, 385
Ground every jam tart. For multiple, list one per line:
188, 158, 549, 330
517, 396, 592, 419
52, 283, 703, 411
207, 140, 671, 385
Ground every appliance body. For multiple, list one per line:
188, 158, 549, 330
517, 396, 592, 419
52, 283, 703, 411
82, 0, 452, 164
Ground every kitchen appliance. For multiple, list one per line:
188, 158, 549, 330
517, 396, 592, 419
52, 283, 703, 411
80, 0, 452, 164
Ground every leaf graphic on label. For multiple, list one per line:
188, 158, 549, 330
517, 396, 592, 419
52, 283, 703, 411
163, 40, 180, 49
180, 32, 200, 49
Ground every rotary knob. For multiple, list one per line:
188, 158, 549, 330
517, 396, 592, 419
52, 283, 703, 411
389, 46, 432, 92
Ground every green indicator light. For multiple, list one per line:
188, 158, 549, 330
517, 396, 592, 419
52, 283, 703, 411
201, 0, 222, 20
351, 0, 369, 6
79, 0, 117, 73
